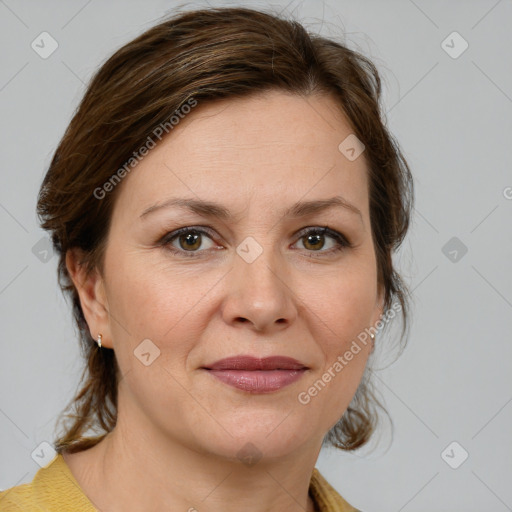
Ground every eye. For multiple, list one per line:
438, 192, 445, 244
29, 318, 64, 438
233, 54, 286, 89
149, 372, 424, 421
161, 226, 220, 257
292, 226, 352, 256
159, 225, 352, 258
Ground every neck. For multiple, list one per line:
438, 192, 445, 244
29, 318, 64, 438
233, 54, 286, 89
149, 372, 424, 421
64, 409, 323, 512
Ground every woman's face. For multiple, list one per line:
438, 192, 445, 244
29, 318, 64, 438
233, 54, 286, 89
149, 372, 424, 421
82, 90, 383, 460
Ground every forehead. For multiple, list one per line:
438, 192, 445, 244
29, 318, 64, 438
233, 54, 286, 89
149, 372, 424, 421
112, 90, 369, 222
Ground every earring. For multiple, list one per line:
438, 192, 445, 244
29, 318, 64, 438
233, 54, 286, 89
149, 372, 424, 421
370, 332, 375, 353
96, 333, 102, 348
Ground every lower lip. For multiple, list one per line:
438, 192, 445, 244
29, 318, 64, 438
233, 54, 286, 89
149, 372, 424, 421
205, 369, 306, 393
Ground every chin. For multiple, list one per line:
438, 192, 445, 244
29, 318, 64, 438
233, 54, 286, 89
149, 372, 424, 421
192, 409, 319, 463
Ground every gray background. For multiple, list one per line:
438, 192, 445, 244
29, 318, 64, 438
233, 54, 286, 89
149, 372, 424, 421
1, 0, 511, 511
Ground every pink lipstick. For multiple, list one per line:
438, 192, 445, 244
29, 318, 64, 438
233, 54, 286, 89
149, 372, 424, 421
202, 356, 308, 393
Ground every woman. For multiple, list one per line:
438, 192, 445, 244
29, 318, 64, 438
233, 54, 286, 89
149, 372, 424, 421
0, 6, 413, 512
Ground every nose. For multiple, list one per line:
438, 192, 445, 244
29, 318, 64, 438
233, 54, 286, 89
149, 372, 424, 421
220, 243, 298, 333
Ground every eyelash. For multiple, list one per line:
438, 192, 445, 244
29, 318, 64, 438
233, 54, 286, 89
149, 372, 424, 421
158, 225, 353, 258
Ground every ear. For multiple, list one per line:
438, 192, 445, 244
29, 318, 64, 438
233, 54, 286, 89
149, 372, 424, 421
66, 248, 112, 349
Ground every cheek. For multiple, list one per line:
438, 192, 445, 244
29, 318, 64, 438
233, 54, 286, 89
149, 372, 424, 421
314, 263, 377, 350
104, 251, 220, 377
299, 264, 376, 418
105, 252, 199, 332
103, 256, 204, 417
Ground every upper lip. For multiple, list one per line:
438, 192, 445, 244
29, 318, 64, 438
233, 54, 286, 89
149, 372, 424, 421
203, 356, 308, 371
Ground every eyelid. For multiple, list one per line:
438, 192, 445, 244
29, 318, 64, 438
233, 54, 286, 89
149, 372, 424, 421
294, 225, 351, 245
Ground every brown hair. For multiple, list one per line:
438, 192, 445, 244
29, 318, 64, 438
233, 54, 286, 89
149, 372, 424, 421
37, 5, 414, 454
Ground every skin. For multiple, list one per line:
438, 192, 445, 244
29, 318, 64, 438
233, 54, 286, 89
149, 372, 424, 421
64, 89, 384, 512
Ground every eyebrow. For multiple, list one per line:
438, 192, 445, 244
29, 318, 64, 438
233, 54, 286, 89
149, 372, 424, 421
140, 195, 363, 222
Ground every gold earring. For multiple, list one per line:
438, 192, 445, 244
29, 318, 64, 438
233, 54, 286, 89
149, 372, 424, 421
96, 333, 102, 348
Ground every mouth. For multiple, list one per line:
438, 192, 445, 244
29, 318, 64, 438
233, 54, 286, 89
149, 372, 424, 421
201, 355, 309, 393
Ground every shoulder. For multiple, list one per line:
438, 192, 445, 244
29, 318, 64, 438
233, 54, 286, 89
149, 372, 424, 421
0, 482, 30, 511
310, 467, 362, 512
0, 453, 96, 512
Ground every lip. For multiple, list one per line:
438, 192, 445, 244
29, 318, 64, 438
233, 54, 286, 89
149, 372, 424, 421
204, 355, 308, 371
202, 356, 308, 393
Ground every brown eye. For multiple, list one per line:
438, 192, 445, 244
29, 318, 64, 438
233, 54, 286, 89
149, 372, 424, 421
160, 225, 351, 259
302, 232, 326, 251
294, 227, 351, 256
177, 231, 202, 251
161, 227, 218, 257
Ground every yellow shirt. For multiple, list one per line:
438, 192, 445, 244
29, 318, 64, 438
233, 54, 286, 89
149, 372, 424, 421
0, 454, 360, 511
